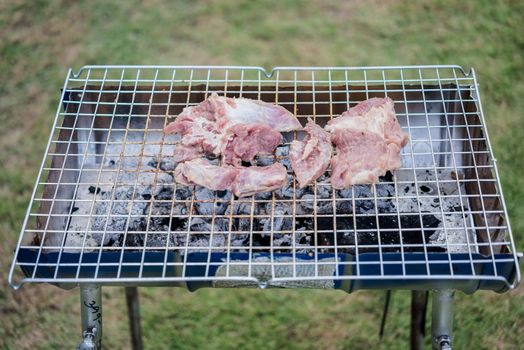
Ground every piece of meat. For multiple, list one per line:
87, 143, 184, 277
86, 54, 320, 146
174, 159, 239, 191
327, 97, 409, 148
172, 145, 205, 163
289, 118, 332, 188
210, 94, 302, 132
165, 93, 299, 162
167, 112, 223, 159
174, 159, 288, 196
232, 163, 288, 197
326, 97, 409, 188
165, 92, 301, 134
330, 129, 401, 188
164, 95, 222, 135
221, 123, 282, 166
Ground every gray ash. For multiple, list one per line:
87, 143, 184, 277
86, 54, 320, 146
194, 188, 230, 215
148, 157, 177, 172
90, 187, 149, 245
90, 163, 442, 254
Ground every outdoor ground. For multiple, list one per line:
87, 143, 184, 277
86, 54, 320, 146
1, 0, 523, 349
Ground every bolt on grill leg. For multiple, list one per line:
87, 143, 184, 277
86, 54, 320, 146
431, 290, 454, 350
78, 284, 102, 350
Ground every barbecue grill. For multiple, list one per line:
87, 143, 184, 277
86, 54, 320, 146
8, 65, 520, 349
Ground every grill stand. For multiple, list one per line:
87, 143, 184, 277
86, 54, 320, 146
8, 65, 514, 349
72, 286, 455, 349
78, 284, 103, 350
431, 290, 454, 350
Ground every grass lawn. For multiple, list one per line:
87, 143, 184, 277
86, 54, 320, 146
1, 0, 523, 349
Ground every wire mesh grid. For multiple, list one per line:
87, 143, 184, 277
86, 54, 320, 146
8, 65, 520, 290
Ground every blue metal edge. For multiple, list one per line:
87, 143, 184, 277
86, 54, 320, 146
16, 248, 515, 293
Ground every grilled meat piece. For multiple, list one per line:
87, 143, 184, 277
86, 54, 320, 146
328, 97, 408, 146
166, 93, 301, 133
289, 118, 332, 188
172, 144, 207, 163
232, 163, 288, 198
221, 123, 282, 166
330, 129, 401, 188
165, 93, 301, 162
174, 159, 289, 197
326, 97, 409, 188
204, 93, 302, 132
174, 159, 239, 191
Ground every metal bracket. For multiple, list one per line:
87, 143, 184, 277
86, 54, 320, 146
77, 327, 98, 350
435, 335, 452, 350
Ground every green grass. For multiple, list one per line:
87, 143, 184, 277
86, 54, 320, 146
1, 0, 523, 349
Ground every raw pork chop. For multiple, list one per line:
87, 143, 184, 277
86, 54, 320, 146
165, 93, 300, 162
328, 97, 409, 147
326, 97, 409, 188
174, 159, 239, 191
166, 110, 223, 160
174, 159, 288, 196
330, 130, 401, 187
197, 93, 302, 132
165, 93, 301, 133
232, 163, 288, 197
221, 123, 282, 166
172, 145, 208, 163
289, 118, 332, 188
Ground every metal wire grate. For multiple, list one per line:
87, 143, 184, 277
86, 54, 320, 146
8, 65, 520, 290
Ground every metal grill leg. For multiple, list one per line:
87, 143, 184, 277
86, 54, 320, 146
78, 284, 102, 350
125, 287, 143, 350
411, 291, 428, 350
431, 290, 454, 350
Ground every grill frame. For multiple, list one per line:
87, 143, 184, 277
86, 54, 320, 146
8, 65, 520, 291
